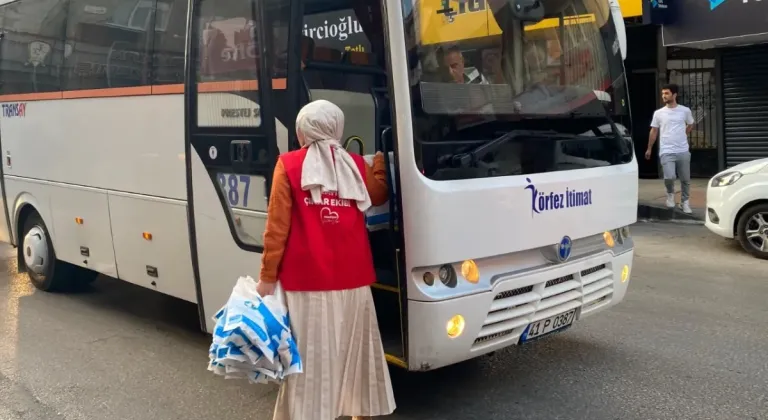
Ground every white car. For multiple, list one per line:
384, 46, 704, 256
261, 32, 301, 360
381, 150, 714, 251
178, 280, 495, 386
705, 157, 768, 259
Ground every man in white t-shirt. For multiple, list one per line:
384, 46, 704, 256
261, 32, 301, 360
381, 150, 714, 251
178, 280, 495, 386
645, 84, 695, 214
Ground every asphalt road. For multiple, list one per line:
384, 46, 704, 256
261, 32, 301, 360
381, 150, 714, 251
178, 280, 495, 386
1, 222, 767, 420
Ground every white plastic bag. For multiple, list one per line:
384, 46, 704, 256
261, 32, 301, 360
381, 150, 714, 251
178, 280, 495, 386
207, 276, 303, 384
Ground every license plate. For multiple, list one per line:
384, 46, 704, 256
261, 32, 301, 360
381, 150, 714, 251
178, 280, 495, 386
521, 309, 576, 343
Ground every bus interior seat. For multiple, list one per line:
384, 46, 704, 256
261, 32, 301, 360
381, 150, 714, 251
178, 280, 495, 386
310, 46, 341, 62
308, 47, 345, 90
343, 50, 377, 67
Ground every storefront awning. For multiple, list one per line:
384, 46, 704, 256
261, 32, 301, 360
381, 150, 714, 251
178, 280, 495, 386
661, 0, 768, 48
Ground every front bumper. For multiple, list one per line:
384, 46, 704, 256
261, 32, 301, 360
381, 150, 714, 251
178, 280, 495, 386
704, 185, 736, 238
407, 249, 634, 371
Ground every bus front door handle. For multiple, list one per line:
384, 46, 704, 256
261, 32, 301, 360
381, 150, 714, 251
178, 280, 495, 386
230, 140, 252, 163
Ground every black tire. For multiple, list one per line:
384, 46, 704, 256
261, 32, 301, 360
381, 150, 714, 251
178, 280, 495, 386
74, 266, 99, 285
736, 203, 768, 260
21, 212, 73, 291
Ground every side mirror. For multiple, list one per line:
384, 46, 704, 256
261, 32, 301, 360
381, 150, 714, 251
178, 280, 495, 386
608, 0, 627, 60
508, 0, 545, 22
593, 90, 612, 103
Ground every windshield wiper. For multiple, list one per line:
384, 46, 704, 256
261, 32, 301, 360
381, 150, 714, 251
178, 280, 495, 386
438, 129, 564, 168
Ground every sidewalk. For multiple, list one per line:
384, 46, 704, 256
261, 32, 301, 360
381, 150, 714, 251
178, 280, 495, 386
638, 178, 708, 222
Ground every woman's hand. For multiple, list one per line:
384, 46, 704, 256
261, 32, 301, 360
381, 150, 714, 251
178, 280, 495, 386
256, 280, 277, 297
374, 151, 386, 167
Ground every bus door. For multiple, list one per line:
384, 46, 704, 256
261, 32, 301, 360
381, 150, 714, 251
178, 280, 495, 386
299, 0, 407, 366
184, 0, 290, 331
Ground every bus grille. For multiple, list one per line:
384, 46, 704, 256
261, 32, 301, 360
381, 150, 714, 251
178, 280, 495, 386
472, 264, 613, 349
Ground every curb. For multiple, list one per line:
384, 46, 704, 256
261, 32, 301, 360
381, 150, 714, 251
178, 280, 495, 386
637, 204, 705, 224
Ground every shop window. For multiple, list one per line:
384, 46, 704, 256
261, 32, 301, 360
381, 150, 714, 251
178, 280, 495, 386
0, 0, 68, 94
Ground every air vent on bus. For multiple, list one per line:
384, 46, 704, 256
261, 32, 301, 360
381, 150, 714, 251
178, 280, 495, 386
474, 285, 538, 347
472, 263, 615, 350
545, 274, 573, 288
493, 285, 533, 300
581, 264, 606, 277
581, 264, 613, 314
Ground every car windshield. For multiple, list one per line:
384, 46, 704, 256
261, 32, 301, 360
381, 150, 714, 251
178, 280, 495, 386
402, 0, 633, 181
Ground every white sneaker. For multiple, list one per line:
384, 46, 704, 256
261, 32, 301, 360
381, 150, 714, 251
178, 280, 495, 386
666, 193, 675, 208
682, 201, 692, 214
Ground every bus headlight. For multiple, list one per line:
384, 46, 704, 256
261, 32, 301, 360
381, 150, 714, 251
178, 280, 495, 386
621, 265, 630, 283
423, 272, 435, 286
438, 264, 457, 288
460, 260, 480, 284
603, 231, 615, 248
446, 315, 465, 338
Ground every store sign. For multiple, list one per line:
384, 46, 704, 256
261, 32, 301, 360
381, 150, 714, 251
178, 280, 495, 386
709, 0, 725, 10
643, 0, 677, 24
662, 0, 767, 47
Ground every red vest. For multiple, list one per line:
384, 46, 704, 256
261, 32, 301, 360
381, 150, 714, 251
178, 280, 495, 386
277, 147, 377, 292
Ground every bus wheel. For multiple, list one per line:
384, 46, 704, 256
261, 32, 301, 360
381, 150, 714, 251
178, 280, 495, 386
22, 212, 71, 291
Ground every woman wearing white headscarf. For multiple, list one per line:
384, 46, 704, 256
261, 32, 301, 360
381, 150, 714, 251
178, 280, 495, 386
257, 100, 395, 420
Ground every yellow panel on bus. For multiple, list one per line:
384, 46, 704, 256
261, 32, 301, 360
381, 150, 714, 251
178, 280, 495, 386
617, 0, 642, 17
419, 0, 639, 45
419, 0, 502, 45
525, 14, 596, 30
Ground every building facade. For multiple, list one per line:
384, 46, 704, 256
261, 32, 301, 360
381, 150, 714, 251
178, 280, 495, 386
624, 0, 768, 178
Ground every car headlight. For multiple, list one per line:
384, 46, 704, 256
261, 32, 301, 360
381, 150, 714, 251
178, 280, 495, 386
710, 171, 742, 187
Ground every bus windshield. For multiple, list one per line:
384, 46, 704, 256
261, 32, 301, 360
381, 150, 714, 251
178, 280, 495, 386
403, 0, 633, 181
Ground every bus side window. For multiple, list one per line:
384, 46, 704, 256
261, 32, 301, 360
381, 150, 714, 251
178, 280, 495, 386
153, 0, 188, 85
62, 0, 156, 91
0, 0, 67, 95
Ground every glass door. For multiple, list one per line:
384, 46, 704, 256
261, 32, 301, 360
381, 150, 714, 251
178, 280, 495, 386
184, 0, 289, 330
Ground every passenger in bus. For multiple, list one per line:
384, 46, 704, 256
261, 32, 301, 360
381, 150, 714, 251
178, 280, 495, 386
256, 99, 395, 420
481, 47, 504, 84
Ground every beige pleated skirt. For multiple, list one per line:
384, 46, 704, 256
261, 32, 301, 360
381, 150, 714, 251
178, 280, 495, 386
272, 286, 396, 420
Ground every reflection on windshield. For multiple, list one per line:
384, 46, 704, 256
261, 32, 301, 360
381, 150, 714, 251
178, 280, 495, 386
406, 0, 628, 114
403, 0, 633, 181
